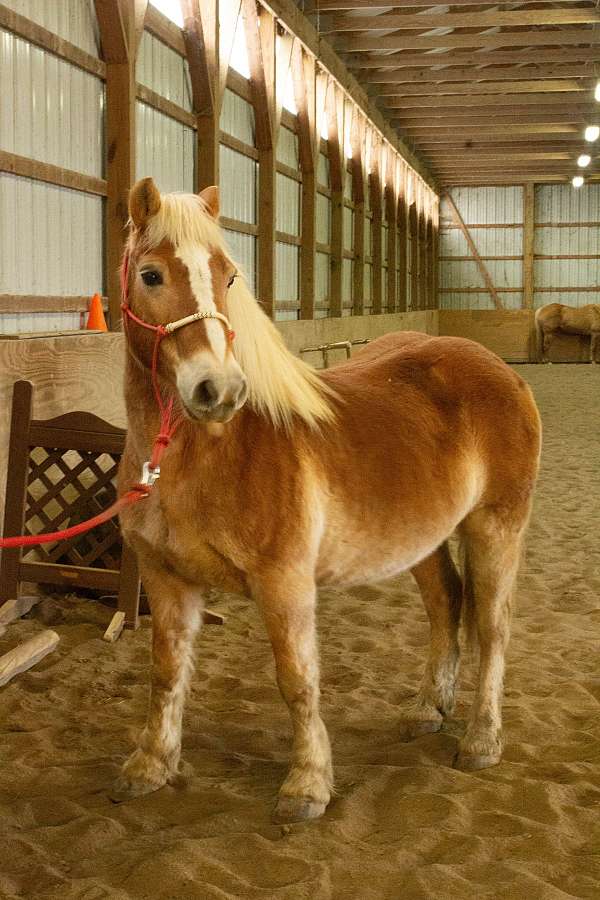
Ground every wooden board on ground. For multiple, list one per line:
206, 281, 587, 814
0, 595, 43, 627
103, 610, 125, 643
0, 629, 59, 687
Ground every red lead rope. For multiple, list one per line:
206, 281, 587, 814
0, 253, 180, 550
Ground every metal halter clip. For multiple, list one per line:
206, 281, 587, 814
140, 461, 161, 487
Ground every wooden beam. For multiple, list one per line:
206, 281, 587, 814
95, 0, 137, 328
386, 174, 397, 313
376, 79, 592, 98
244, 2, 277, 318
396, 165, 408, 313
398, 115, 587, 129
523, 182, 535, 311
0, 151, 107, 197
328, 9, 600, 32
0, 295, 106, 314
345, 48, 600, 69
306, 0, 595, 9
145, 3, 186, 54
95, 0, 128, 62
408, 203, 419, 310
351, 110, 367, 316
340, 29, 600, 53
412, 125, 580, 140
361, 65, 600, 85
327, 82, 346, 318
0, 2, 106, 78
293, 44, 318, 320
369, 138, 383, 315
136, 83, 196, 128
443, 191, 504, 311
384, 92, 597, 110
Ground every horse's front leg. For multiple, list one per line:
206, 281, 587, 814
111, 561, 203, 801
251, 570, 333, 823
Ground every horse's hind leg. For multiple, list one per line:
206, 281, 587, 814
400, 542, 463, 738
455, 507, 526, 771
111, 562, 202, 801
251, 570, 332, 824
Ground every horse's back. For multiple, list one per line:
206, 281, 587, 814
321, 329, 540, 505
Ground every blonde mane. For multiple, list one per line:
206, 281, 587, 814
138, 191, 336, 430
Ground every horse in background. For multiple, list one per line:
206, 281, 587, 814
114, 177, 542, 823
535, 302, 600, 363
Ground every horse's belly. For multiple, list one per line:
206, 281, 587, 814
315, 514, 460, 588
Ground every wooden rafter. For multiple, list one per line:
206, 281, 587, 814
362, 65, 600, 85
339, 30, 600, 54
346, 48, 600, 69
327, 9, 600, 32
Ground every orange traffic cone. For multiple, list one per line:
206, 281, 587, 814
86, 293, 108, 331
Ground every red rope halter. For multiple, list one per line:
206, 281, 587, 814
0, 252, 234, 549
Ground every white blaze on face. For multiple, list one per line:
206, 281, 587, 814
174, 242, 227, 361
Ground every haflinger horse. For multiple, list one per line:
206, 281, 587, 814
114, 177, 541, 823
535, 302, 600, 363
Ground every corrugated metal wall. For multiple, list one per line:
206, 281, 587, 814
2, 0, 100, 56
0, 12, 104, 333
534, 184, 600, 308
440, 187, 523, 310
220, 89, 257, 291
136, 32, 194, 192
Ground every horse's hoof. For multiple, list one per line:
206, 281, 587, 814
453, 751, 501, 772
400, 718, 442, 740
109, 775, 166, 803
272, 796, 327, 824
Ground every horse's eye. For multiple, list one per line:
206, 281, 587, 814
141, 270, 162, 287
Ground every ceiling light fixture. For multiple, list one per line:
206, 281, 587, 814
584, 125, 599, 142
595, 82, 600, 102
577, 154, 591, 167
572, 175, 584, 188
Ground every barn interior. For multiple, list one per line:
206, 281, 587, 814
0, 2, 599, 898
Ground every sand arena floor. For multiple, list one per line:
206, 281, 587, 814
0, 363, 599, 899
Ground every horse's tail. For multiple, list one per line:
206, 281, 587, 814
534, 306, 544, 363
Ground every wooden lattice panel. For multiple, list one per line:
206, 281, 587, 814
0, 380, 141, 628
25, 448, 121, 570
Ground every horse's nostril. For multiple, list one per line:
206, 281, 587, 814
194, 379, 219, 408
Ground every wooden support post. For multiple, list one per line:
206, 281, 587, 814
370, 137, 383, 315
351, 110, 367, 316
243, 2, 284, 319
327, 82, 345, 318
293, 45, 318, 320
425, 216, 435, 309
432, 198, 440, 310
523, 181, 535, 309
397, 168, 408, 312
0, 380, 32, 605
182, 0, 240, 189
409, 204, 419, 311
385, 167, 398, 313
443, 190, 504, 311
95, 0, 141, 328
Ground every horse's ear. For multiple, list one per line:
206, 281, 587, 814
199, 185, 219, 219
129, 177, 161, 229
